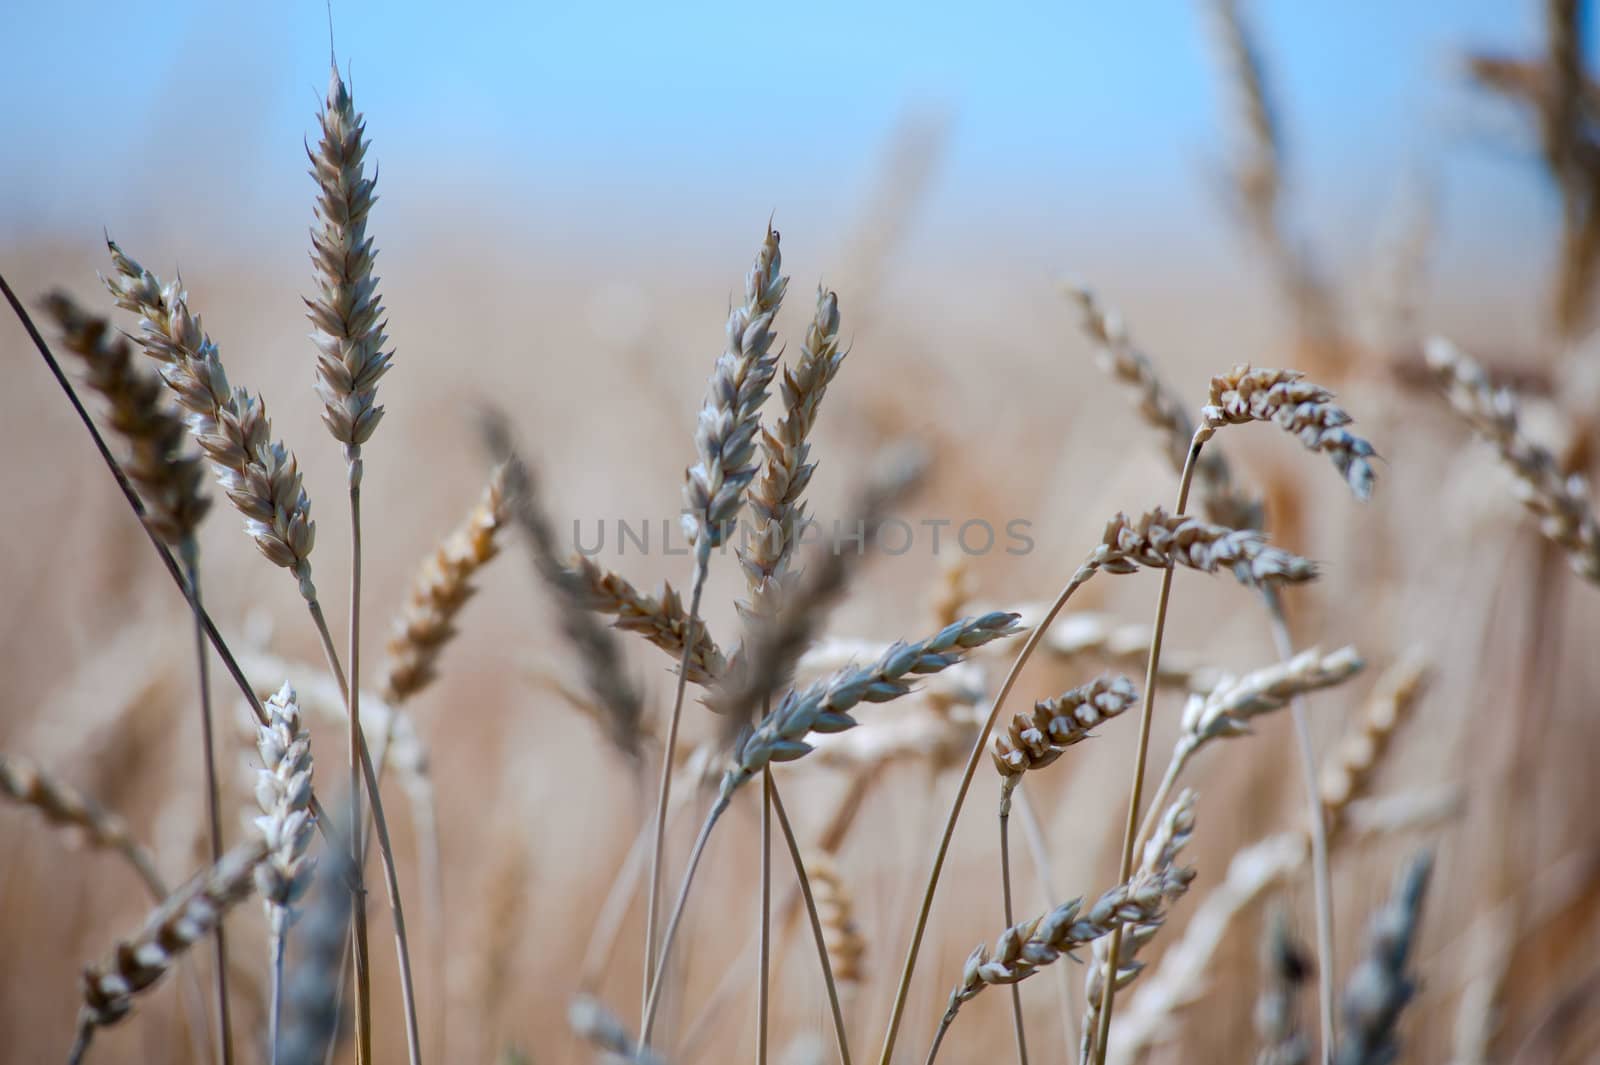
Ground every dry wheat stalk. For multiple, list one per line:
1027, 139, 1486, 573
570, 557, 727, 684
44, 292, 209, 545
991, 674, 1139, 781
719, 612, 1022, 804
486, 413, 645, 760
0, 753, 167, 899
805, 855, 866, 987
1069, 285, 1262, 529
1135, 647, 1363, 846
740, 286, 847, 620
937, 792, 1197, 1046
1040, 610, 1223, 692
379, 465, 511, 704
1425, 337, 1600, 581
1078, 508, 1317, 588
1079, 792, 1200, 1065
307, 64, 392, 467
70, 836, 268, 1064
103, 242, 319, 600
1321, 651, 1429, 833
1256, 911, 1312, 1065
1335, 853, 1434, 1065
1198, 366, 1378, 500
569, 996, 665, 1065
683, 225, 788, 549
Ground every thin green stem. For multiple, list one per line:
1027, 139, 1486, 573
1089, 435, 1203, 1065
768, 772, 853, 1065
182, 548, 233, 1065
1262, 585, 1336, 1065
877, 572, 1090, 1065
999, 783, 1029, 1065
643, 539, 710, 1015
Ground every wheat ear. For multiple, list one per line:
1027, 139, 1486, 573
571, 557, 727, 684
1335, 853, 1433, 1065
276, 835, 354, 1065
1425, 337, 1599, 581
46, 289, 236, 1065
307, 60, 394, 1060
254, 683, 316, 1061
929, 792, 1198, 1065
1321, 651, 1429, 834
880, 502, 1311, 1065
1069, 284, 1261, 528
569, 996, 665, 1065
1078, 792, 1200, 1065
805, 855, 867, 988
0, 754, 167, 899
1256, 911, 1312, 1065
70, 837, 267, 1065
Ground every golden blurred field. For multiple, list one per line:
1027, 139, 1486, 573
3, 4, 1600, 1064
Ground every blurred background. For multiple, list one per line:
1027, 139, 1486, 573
3, 1, 1599, 1063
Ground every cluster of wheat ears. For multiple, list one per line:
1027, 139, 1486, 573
5, 12, 1600, 1065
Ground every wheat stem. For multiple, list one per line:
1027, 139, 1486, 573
306, 599, 423, 1065
269, 927, 287, 1064
999, 784, 1030, 1065
767, 774, 853, 1065
643, 538, 710, 1014
878, 583, 1088, 1065
345, 483, 371, 1065
1260, 589, 1336, 1065
1091, 435, 1202, 1065
759, 768, 773, 1065
181, 548, 234, 1065
641, 792, 730, 1044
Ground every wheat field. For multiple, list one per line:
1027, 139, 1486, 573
2, 3, 1599, 1064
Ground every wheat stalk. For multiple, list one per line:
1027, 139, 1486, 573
1069, 284, 1262, 529
253, 683, 316, 1061
1425, 337, 1600, 581
740, 286, 847, 621
1198, 366, 1378, 501
930, 793, 1198, 1064
992, 674, 1140, 783
571, 557, 727, 684
70, 836, 267, 1065
1335, 853, 1434, 1065
1321, 651, 1429, 833
0, 754, 167, 899
378, 465, 511, 704
1079, 792, 1200, 1065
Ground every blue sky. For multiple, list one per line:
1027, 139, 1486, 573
0, 1, 1581, 303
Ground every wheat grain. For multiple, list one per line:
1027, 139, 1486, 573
1198, 366, 1378, 500
103, 242, 319, 600
570, 557, 727, 684
307, 63, 392, 466
1321, 651, 1429, 833
378, 465, 511, 704
1425, 337, 1600, 580
991, 674, 1139, 780
740, 286, 847, 619
43, 292, 209, 545
71, 836, 268, 1063
683, 225, 788, 549
1335, 852, 1434, 1065
1080, 792, 1199, 1064
0, 753, 167, 899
